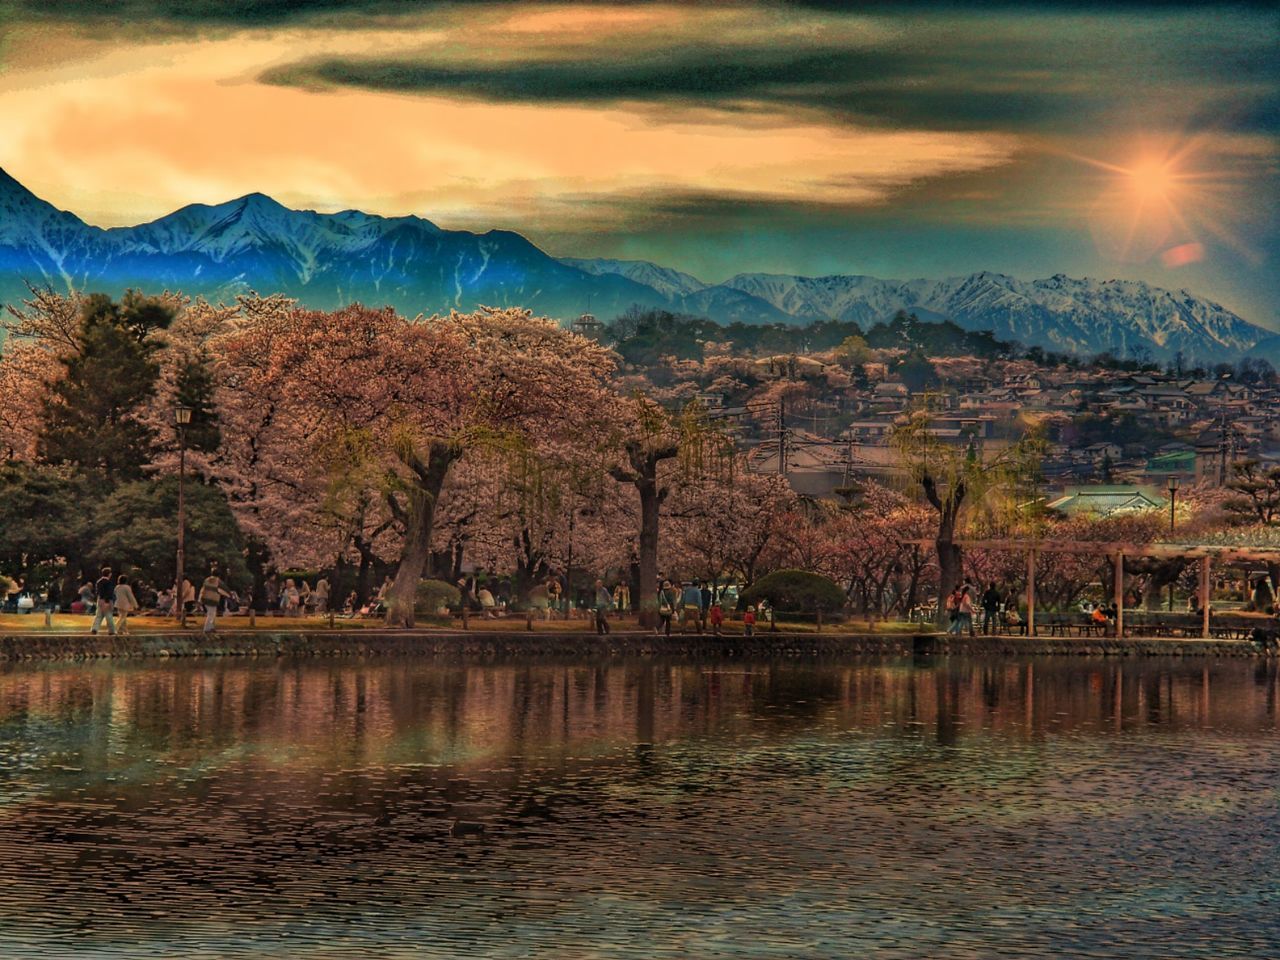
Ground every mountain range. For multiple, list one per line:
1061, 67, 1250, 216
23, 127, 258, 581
0, 167, 1271, 364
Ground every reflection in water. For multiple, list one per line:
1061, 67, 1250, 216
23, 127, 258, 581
0, 657, 1276, 959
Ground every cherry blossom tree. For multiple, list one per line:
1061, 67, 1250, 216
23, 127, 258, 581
607, 395, 734, 626
822, 482, 936, 615
664, 466, 796, 591
231, 303, 616, 627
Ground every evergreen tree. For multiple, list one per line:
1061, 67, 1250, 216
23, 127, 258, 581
175, 350, 222, 453
91, 476, 249, 589
39, 292, 174, 485
0, 461, 89, 577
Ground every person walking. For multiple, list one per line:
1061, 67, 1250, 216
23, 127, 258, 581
743, 605, 756, 638
700, 581, 713, 631
200, 571, 228, 633
657, 579, 679, 637
77, 578, 95, 615
543, 576, 561, 622
114, 574, 138, 636
709, 599, 724, 637
314, 576, 330, 614
680, 580, 703, 634
612, 581, 630, 621
981, 581, 1001, 635
546, 576, 562, 622
282, 579, 301, 617
89, 567, 116, 635
958, 585, 977, 637
593, 579, 613, 635
45, 579, 61, 617
942, 587, 959, 635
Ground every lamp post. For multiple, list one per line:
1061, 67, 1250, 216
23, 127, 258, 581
1167, 475, 1180, 611
564, 506, 575, 621
175, 405, 192, 628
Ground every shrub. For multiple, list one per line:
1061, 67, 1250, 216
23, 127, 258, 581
741, 570, 845, 614
415, 579, 461, 616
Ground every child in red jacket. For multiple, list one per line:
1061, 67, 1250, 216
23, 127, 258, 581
743, 606, 756, 637
709, 602, 724, 636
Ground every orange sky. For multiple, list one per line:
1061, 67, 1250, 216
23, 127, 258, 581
0, 9, 1015, 231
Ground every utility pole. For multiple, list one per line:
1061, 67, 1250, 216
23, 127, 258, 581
174, 404, 192, 627
777, 396, 785, 475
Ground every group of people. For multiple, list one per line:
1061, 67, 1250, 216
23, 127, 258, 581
944, 581, 1024, 636
654, 578, 762, 637
262, 573, 331, 616
79, 565, 231, 635
10, 564, 345, 635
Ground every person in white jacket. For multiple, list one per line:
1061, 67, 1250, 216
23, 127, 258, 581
114, 574, 139, 636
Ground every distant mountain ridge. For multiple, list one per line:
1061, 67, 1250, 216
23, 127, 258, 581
0, 167, 1268, 363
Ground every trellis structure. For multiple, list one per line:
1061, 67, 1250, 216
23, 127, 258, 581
904, 539, 1280, 639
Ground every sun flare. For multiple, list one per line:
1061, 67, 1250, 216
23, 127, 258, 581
1126, 157, 1179, 200
1070, 136, 1254, 268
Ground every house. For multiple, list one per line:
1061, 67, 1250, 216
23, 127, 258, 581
873, 381, 909, 399
1082, 442, 1122, 462
1045, 485, 1165, 518
1143, 450, 1197, 484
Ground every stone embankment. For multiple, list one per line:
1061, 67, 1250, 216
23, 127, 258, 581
0, 630, 1266, 661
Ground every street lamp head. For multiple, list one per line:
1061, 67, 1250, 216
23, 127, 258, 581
1167, 475, 1181, 493
175, 405, 193, 426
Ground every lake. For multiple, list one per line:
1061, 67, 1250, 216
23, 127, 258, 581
0, 656, 1276, 959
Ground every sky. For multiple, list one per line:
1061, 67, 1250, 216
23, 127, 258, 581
0, 1, 1276, 325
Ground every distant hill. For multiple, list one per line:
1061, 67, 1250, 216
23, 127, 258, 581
0, 167, 1269, 363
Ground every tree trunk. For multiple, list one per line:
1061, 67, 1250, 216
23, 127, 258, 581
331, 554, 349, 614
354, 538, 376, 607
385, 442, 455, 628
610, 442, 677, 630
921, 474, 965, 628
628, 552, 641, 619
936, 539, 962, 627
636, 482, 661, 628
901, 549, 922, 616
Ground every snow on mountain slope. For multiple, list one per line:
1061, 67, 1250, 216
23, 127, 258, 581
561, 257, 707, 299
0, 168, 1269, 363
717, 269, 1266, 362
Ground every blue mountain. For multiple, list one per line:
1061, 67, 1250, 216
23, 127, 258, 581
0, 168, 1268, 362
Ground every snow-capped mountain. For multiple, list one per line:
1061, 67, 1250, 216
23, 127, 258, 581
0, 168, 1269, 362
561, 257, 707, 299
711, 270, 1264, 361
0, 169, 669, 321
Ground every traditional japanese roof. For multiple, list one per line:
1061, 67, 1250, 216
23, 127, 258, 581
1045, 485, 1164, 517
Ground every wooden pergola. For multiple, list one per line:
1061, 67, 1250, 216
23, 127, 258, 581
905, 539, 1280, 639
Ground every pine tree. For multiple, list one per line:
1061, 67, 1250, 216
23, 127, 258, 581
174, 350, 222, 454
39, 292, 174, 486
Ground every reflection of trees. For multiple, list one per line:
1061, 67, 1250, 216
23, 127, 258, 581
0, 659, 1275, 946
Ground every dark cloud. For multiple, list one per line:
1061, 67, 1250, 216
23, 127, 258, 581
4, 0, 1273, 32
0, 1, 423, 25
261, 19, 1280, 134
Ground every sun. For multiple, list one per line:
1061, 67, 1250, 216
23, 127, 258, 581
1065, 136, 1252, 266
1126, 156, 1179, 201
